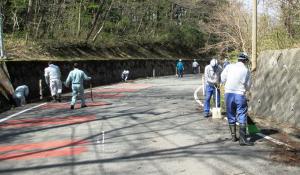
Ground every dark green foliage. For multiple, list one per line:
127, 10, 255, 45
1, 0, 220, 52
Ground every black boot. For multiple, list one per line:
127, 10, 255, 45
239, 124, 254, 146
57, 94, 62, 102
51, 95, 57, 102
229, 124, 238, 142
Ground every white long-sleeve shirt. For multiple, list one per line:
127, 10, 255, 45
192, 61, 199, 68
14, 85, 29, 98
65, 68, 91, 86
221, 62, 251, 95
204, 65, 222, 85
44, 64, 61, 80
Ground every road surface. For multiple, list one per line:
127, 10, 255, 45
0, 74, 299, 175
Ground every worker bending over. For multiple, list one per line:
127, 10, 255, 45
44, 61, 62, 102
121, 69, 130, 82
13, 85, 29, 107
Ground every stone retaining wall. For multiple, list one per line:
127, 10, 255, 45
4, 59, 204, 103
249, 48, 300, 128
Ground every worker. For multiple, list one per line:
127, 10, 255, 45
223, 58, 230, 68
203, 58, 222, 118
192, 59, 199, 74
176, 59, 184, 78
65, 63, 91, 110
221, 52, 253, 146
13, 85, 29, 107
121, 69, 130, 82
44, 61, 62, 102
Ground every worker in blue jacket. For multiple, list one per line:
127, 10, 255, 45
65, 63, 91, 109
176, 59, 184, 78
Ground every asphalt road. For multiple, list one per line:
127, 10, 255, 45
0, 74, 299, 175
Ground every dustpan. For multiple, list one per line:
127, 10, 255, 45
212, 86, 222, 119
247, 116, 260, 134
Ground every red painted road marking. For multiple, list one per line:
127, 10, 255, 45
41, 101, 111, 109
112, 83, 153, 89
0, 147, 87, 160
0, 140, 87, 152
85, 101, 112, 107
85, 93, 126, 99
93, 83, 152, 93
0, 146, 87, 161
93, 88, 138, 93
0, 115, 96, 129
0, 140, 89, 161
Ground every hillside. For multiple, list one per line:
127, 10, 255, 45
4, 41, 204, 61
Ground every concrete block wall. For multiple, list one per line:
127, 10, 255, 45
249, 48, 300, 128
5, 59, 199, 102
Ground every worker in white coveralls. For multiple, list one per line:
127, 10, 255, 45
121, 69, 130, 82
203, 58, 222, 118
221, 52, 253, 146
13, 85, 29, 107
65, 63, 91, 110
44, 61, 62, 102
192, 59, 199, 74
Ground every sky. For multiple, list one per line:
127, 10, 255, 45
243, 0, 280, 19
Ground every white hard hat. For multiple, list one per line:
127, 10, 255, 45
179, 59, 182, 61
210, 58, 218, 67
194, 59, 196, 61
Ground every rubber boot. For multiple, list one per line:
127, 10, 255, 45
239, 124, 254, 146
51, 95, 57, 102
57, 94, 62, 102
229, 124, 238, 142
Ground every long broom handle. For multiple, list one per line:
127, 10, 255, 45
215, 86, 218, 108
90, 82, 93, 102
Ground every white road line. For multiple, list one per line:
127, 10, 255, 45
0, 103, 47, 123
256, 133, 294, 149
225, 118, 294, 148
194, 85, 204, 107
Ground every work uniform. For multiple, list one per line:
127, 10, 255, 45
176, 61, 184, 78
192, 60, 199, 74
221, 52, 253, 146
65, 68, 91, 107
203, 59, 222, 117
13, 85, 29, 107
44, 64, 62, 99
121, 70, 130, 82
223, 60, 230, 69
221, 62, 251, 124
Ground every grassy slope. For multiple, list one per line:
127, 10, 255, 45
4, 39, 201, 61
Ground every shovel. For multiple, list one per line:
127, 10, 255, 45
212, 86, 222, 119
